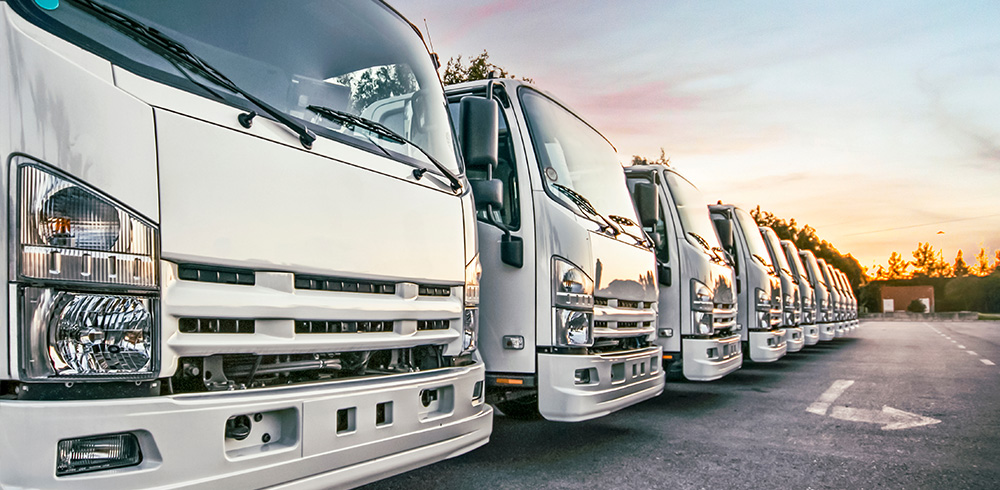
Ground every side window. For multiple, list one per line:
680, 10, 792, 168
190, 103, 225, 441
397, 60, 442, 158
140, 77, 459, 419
449, 97, 521, 230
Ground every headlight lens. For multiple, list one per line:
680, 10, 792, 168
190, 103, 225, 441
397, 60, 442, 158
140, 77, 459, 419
554, 308, 593, 347
22, 288, 156, 380
691, 280, 713, 312
465, 254, 481, 306
784, 293, 794, 309
17, 162, 158, 289
552, 258, 594, 308
755, 288, 770, 311
462, 307, 478, 353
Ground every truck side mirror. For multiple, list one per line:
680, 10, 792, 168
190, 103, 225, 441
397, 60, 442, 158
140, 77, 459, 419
470, 179, 503, 208
459, 96, 499, 171
632, 182, 659, 228
658, 263, 672, 286
501, 235, 523, 268
715, 218, 735, 253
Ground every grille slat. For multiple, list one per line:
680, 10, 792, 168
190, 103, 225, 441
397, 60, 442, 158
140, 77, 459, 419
179, 318, 255, 334
294, 320, 394, 334
417, 319, 450, 331
178, 264, 255, 286
295, 274, 397, 295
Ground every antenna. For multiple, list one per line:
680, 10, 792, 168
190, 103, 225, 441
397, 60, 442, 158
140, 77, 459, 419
423, 18, 435, 53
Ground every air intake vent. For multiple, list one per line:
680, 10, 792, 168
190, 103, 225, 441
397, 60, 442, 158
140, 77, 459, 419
418, 286, 451, 297
417, 319, 450, 331
178, 264, 255, 285
595, 321, 609, 328
295, 275, 396, 295
179, 318, 255, 334
594, 298, 609, 306
295, 320, 393, 334
618, 321, 639, 328
618, 300, 640, 309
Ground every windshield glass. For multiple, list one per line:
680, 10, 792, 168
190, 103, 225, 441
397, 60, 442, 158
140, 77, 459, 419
761, 229, 793, 277
663, 171, 722, 252
24, 0, 459, 172
519, 89, 641, 227
801, 252, 822, 285
734, 208, 773, 269
784, 244, 810, 284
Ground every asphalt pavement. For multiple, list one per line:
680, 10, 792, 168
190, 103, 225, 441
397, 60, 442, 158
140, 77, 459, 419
362, 321, 1000, 489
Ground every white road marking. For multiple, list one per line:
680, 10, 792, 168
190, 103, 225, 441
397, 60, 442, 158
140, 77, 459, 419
952, 340, 958, 343
982, 359, 996, 366
829, 406, 941, 431
945, 337, 952, 340
958, 344, 966, 348
807, 379, 855, 415
967, 351, 978, 356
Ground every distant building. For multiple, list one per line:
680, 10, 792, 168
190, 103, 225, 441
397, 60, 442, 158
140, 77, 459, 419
881, 285, 934, 313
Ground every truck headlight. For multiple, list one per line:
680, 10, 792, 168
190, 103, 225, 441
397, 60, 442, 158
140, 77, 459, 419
464, 254, 481, 307
691, 280, 713, 313
755, 288, 770, 312
14, 159, 159, 380
552, 258, 593, 347
462, 307, 478, 353
784, 293, 794, 310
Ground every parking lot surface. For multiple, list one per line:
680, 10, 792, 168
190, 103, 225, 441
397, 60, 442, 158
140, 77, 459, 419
363, 321, 1000, 489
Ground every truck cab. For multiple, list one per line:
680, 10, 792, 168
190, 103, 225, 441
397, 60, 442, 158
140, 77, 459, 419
835, 269, 859, 331
1, 1, 493, 487
760, 228, 804, 353
818, 259, 847, 337
799, 250, 836, 341
624, 164, 741, 381
709, 205, 786, 362
781, 240, 818, 346
446, 79, 663, 422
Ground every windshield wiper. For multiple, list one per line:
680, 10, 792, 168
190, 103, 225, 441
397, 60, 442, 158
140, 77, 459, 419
307, 105, 462, 193
67, 0, 316, 149
608, 214, 652, 247
687, 231, 711, 251
551, 184, 619, 235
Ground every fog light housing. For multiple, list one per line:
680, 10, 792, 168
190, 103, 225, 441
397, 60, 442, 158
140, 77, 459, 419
57, 432, 142, 476
554, 308, 593, 347
694, 311, 713, 335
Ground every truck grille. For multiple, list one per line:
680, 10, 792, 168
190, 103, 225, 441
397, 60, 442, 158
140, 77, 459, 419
178, 264, 255, 286
295, 275, 396, 294
179, 318, 256, 334
417, 319, 450, 331
294, 320, 393, 334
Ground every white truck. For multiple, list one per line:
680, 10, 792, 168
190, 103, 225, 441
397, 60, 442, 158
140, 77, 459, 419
759, 227, 804, 353
446, 79, 664, 421
834, 269, 859, 331
709, 205, 786, 362
818, 258, 848, 337
780, 240, 818, 346
624, 164, 741, 381
1, 1, 493, 487
798, 250, 837, 341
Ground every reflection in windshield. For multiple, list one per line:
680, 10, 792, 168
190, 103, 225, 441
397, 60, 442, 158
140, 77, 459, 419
735, 208, 773, 269
762, 228, 793, 276
32, 0, 459, 172
664, 172, 722, 252
519, 89, 641, 228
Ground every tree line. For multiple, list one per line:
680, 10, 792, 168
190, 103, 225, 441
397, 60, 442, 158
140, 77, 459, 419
872, 244, 999, 280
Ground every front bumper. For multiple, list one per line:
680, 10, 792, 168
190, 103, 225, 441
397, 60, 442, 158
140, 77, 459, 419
748, 329, 787, 362
819, 322, 836, 341
785, 327, 805, 353
802, 324, 819, 346
681, 334, 743, 382
835, 321, 847, 337
538, 346, 664, 422
0, 364, 492, 489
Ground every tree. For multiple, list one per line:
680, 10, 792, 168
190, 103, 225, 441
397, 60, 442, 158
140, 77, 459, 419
885, 251, 909, 279
337, 65, 418, 113
630, 148, 670, 167
974, 247, 991, 276
952, 249, 971, 277
911, 242, 950, 278
906, 299, 927, 313
994, 250, 1000, 275
442, 50, 533, 85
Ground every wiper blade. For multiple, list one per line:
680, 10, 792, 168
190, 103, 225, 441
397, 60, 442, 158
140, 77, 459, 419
608, 214, 652, 247
687, 231, 711, 251
552, 184, 619, 235
307, 105, 463, 193
68, 0, 316, 149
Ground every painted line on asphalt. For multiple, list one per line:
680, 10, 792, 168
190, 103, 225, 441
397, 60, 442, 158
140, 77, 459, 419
967, 351, 978, 356
958, 344, 966, 348
807, 379, 855, 415
952, 340, 958, 343
981, 359, 995, 366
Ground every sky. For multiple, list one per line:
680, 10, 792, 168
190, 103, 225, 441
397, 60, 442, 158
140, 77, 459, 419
395, 0, 1000, 272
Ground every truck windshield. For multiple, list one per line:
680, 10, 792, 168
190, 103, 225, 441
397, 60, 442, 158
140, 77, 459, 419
763, 230, 793, 277
663, 172, 723, 253
519, 89, 641, 228
734, 208, 774, 271
787, 248, 810, 285
19, 0, 460, 173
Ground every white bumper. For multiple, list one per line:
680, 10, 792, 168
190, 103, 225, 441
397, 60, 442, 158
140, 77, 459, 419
819, 322, 837, 341
681, 334, 743, 382
538, 346, 664, 422
0, 364, 492, 489
803, 324, 820, 346
785, 327, 805, 353
748, 329, 787, 362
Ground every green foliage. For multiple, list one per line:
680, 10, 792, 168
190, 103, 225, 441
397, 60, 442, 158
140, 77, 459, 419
631, 149, 671, 167
952, 249, 970, 277
910, 242, 951, 278
442, 50, 533, 85
906, 299, 927, 313
750, 206, 865, 293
